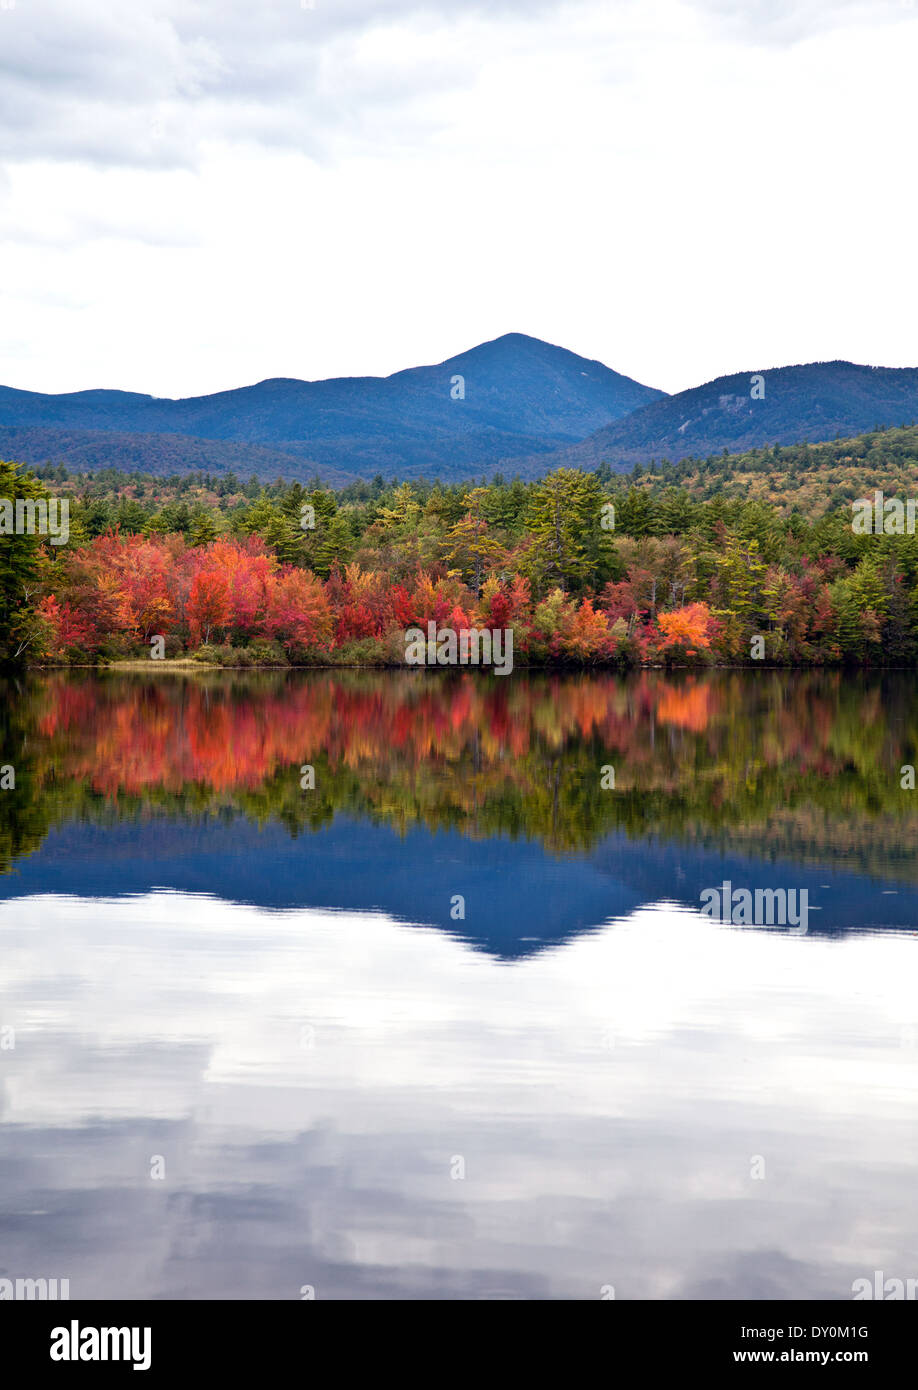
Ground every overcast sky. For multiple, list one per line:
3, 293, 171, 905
1, 0, 916, 398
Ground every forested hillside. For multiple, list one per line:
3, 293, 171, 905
598, 424, 918, 515
536, 362, 918, 472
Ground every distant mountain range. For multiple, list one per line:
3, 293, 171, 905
533, 361, 918, 472
3, 339, 918, 485
0, 333, 662, 484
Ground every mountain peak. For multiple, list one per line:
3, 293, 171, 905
0, 336, 664, 486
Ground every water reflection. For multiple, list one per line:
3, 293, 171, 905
0, 672, 916, 1299
2, 668, 918, 865
1, 895, 916, 1299
3, 669, 918, 941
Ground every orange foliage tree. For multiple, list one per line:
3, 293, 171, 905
654, 602, 714, 659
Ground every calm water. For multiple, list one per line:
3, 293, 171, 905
1, 669, 916, 1300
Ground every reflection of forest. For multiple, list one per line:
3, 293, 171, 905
2, 669, 918, 875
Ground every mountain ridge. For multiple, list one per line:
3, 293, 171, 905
518, 359, 918, 473
6, 343, 918, 487
0, 333, 664, 483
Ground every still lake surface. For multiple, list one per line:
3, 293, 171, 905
1, 669, 916, 1300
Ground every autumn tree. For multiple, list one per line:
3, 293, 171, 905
187, 569, 232, 645
655, 602, 714, 660
443, 489, 505, 593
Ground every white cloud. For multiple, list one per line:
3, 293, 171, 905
0, 0, 916, 397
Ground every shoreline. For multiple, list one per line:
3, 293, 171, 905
18, 658, 899, 673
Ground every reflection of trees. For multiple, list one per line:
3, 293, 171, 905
2, 669, 918, 873
0, 676, 64, 875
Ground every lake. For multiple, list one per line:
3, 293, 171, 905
1, 669, 916, 1300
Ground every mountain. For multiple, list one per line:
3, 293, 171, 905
527, 360, 918, 473
0, 333, 664, 484
9, 348, 918, 489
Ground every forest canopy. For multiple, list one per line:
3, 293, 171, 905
4, 430, 918, 667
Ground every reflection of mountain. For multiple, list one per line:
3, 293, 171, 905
0, 816, 637, 958
2, 815, 916, 958
588, 835, 918, 936
3, 669, 918, 945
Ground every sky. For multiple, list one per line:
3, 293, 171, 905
0, 0, 917, 399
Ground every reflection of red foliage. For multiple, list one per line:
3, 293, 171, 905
655, 679, 715, 733
29, 672, 733, 799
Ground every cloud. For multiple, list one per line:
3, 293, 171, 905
0, 0, 577, 169
0, 0, 912, 173
0, 0, 912, 178
1, 0, 917, 395
694, 0, 909, 44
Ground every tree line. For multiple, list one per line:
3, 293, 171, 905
3, 454, 918, 666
